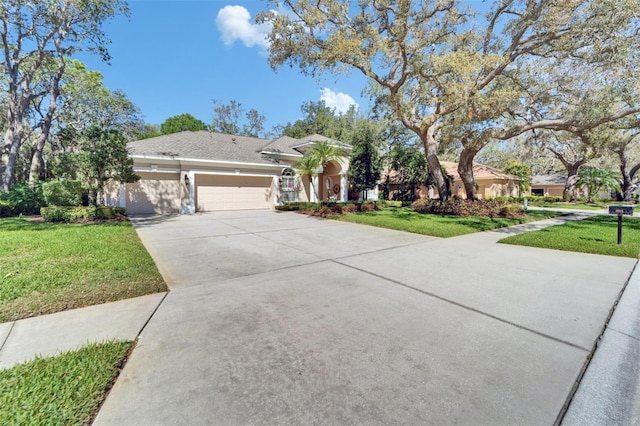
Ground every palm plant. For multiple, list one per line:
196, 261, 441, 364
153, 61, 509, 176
293, 141, 346, 201
576, 166, 621, 202
294, 154, 321, 200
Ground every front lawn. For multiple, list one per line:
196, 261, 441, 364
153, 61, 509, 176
499, 215, 640, 258
0, 218, 167, 322
335, 207, 565, 238
0, 341, 133, 425
529, 201, 611, 210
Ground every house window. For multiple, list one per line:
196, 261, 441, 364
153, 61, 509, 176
531, 188, 544, 196
281, 168, 297, 202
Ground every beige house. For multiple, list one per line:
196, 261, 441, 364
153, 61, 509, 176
380, 161, 520, 200
441, 162, 521, 199
105, 131, 351, 215
529, 174, 567, 197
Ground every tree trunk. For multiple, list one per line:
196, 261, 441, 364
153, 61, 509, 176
29, 65, 63, 187
421, 128, 449, 200
458, 148, 478, 200
2, 130, 23, 192
563, 163, 583, 201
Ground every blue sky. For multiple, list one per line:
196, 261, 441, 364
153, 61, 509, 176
78, 0, 368, 133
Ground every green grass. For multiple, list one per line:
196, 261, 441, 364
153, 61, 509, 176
0, 218, 167, 322
529, 201, 611, 210
499, 215, 640, 258
335, 207, 565, 238
0, 341, 133, 425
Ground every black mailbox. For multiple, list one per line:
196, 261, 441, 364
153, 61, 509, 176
608, 205, 634, 216
609, 205, 634, 244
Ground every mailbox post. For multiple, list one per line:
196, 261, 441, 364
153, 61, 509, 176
608, 205, 634, 244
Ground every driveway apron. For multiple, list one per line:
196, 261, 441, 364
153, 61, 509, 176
95, 211, 636, 425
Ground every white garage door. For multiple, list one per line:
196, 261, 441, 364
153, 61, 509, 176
126, 172, 181, 215
196, 175, 272, 211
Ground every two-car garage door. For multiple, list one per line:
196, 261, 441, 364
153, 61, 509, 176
196, 175, 272, 211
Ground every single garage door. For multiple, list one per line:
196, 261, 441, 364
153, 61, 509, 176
126, 172, 181, 215
196, 175, 272, 211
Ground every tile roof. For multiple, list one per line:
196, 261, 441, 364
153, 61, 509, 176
441, 161, 520, 181
128, 131, 278, 165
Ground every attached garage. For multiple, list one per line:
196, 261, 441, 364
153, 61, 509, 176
126, 172, 181, 215
195, 175, 273, 211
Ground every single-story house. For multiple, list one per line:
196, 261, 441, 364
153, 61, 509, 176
529, 174, 567, 197
105, 131, 351, 215
380, 161, 521, 200
441, 161, 521, 199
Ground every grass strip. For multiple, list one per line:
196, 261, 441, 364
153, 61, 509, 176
0, 340, 134, 426
335, 208, 565, 238
0, 218, 167, 322
529, 202, 610, 211
498, 215, 640, 258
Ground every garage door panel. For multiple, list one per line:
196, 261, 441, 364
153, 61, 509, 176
127, 172, 181, 215
196, 175, 272, 211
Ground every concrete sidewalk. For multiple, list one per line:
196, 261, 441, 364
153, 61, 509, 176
0, 292, 166, 370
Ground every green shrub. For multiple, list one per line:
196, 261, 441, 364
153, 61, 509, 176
42, 206, 94, 222
412, 198, 524, 218
0, 183, 44, 216
42, 180, 84, 206
0, 200, 12, 217
40, 206, 126, 222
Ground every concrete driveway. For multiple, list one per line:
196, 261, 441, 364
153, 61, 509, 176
95, 211, 636, 425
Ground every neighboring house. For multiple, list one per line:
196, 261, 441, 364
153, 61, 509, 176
440, 162, 521, 199
379, 161, 520, 200
529, 174, 567, 197
105, 131, 351, 215
529, 174, 608, 199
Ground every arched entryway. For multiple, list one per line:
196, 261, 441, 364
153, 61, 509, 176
318, 160, 347, 202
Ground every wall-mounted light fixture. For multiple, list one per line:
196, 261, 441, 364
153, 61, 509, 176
184, 174, 190, 186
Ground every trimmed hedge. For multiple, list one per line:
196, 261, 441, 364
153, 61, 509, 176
276, 201, 383, 217
40, 206, 126, 222
412, 198, 524, 218
490, 195, 563, 203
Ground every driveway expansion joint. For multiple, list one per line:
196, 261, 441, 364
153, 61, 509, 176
0, 321, 15, 353
332, 258, 591, 352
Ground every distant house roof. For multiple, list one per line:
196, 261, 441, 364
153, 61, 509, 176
531, 174, 566, 186
128, 131, 349, 165
440, 161, 521, 181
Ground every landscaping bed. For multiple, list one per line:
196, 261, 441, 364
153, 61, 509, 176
0, 218, 167, 322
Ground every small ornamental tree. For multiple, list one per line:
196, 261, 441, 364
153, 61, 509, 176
348, 123, 381, 200
503, 160, 531, 194
71, 127, 139, 206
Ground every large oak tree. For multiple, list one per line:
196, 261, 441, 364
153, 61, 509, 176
0, 0, 128, 191
261, 0, 639, 199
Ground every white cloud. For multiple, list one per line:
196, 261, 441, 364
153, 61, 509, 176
320, 88, 359, 114
216, 5, 271, 50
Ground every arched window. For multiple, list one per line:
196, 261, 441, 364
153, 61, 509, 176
280, 168, 297, 202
